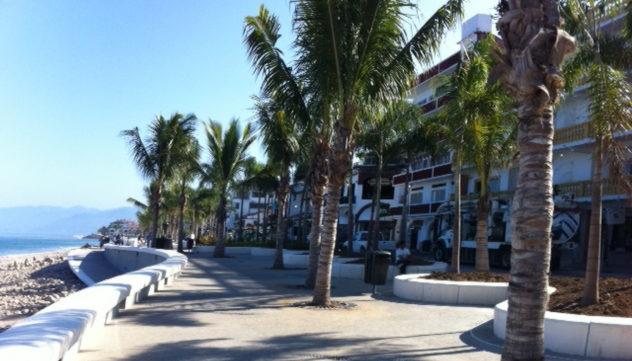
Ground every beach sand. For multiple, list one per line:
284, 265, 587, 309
0, 250, 85, 332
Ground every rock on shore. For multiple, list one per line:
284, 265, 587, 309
0, 251, 85, 333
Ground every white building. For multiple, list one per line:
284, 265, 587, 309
388, 13, 632, 272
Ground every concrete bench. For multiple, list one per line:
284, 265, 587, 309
0, 246, 187, 361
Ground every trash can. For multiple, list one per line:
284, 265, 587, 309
154, 237, 173, 249
364, 250, 391, 285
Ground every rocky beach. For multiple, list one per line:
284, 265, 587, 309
0, 251, 85, 332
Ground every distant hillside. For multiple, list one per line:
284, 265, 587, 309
0, 206, 137, 237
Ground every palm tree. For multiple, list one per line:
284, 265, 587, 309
392, 106, 439, 248
244, 5, 333, 288
189, 185, 219, 242
202, 118, 255, 257
173, 139, 201, 252
254, 97, 301, 269
560, 1, 632, 306
127, 190, 152, 237
292, 0, 465, 306
495, 1, 576, 359
429, 44, 511, 273
355, 102, 407, 251
443, 38, 516, 272
234, 157, 262, 241
121, 113, 197, 246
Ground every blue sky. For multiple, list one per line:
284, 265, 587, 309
0, 0, 499, 210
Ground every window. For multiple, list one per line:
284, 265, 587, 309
234, 202, 240, 210
381, 185, 395, 199
410, 187, 424, 204
431, 185, 446, 202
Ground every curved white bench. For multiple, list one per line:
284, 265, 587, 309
0, 246, 187, 361
494, 300, 632, 359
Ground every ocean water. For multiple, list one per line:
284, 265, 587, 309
0, 236, 99, 257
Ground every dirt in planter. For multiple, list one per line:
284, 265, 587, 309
424, 272, 632, 318
425, 271, 508, 283
548, 277, 632, 317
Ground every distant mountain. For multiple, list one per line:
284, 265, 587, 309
0, 206, 137, 238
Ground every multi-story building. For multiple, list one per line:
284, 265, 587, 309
388, 13, 632, 272
224, 12, 631, 272
337, 164, 404, 243
227, 189, 274, 237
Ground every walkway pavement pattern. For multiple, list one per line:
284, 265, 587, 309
73, 253, 605, 361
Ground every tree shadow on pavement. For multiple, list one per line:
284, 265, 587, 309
120, 332, 485, 361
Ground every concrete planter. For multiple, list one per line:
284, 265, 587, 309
494, 300, 632, 359
393, 274, 509, 306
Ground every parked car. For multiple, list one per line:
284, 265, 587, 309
344, 231, 397, 253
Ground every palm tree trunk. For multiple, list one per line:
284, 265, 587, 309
256, 191, 262, 242
502, 105, 556, 361
583, 136, 603, 305
239, 186, 245, 241
498, 1, 575, 358
371, 155, 384, 251
298, 180, 308, 242
346, 161, 354, 256
177, 180, 187, 253
150, 184, 162, 248
451, 145, 462, 273
273, 175, 290, 269
263, 194, 269, 242
399, 156, 411, 247
213, 195, 227, 257
312, 124, 353, 306
475, 186, 490, 272
368, 194, 376, 249
306, 143, 329, 289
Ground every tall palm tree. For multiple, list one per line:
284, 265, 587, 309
429, 44, 511, 273
495, 1, 576, 359
466, 93, 516, 272
445, 38, 516, 272
202, 118, 255, 257
234, 157, 262, 241
560, 1, 632, 306
173, 139, 201, 252
127, 189, 152, 237
254, 97, 301, 269
121, 113, 197, 246
355, 102, 407, 251
189, 185, 218, 242
392, 105, 439, 248
244, 5, 333, 288
293, 0, 465, 306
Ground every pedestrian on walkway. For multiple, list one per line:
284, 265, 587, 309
395, 241, 411, 274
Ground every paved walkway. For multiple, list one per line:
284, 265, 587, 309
74, 253, 610, 361
74, 253, 499, 361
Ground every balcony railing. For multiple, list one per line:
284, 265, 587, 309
451, 179, 629, 202
554, 122, 593, 145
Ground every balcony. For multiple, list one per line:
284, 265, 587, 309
555, 123, 593, 145
452, 179, 629, 202
554, 179, 629, 198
